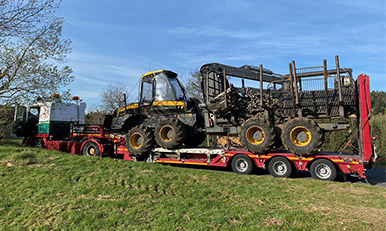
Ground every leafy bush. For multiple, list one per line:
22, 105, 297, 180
370, 114, 386, 158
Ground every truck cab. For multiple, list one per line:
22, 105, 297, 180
13, 95, 86, 145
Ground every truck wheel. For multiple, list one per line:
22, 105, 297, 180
33, 138, 44, 148
310, 159, 337, 181
281, 118, 323, 155
231, 154, 254, 174
268, 157, 293, 178
82, 141, 100, 157
127, 126, 154, 156
239, 118, 274, 153
155, 118, 186, 149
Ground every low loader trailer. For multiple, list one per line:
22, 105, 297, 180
32, 131, 375, 181
15, 74, 376, 182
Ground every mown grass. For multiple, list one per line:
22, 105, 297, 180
0, 140, 385, 230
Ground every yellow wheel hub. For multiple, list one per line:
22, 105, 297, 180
89, 147, 95, 155
130, 133, 143, 149
246, 126, 265, 145
160, 126, 173, 142
290, 126, 311, 146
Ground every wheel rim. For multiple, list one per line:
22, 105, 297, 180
246, 126, 265, 145
88, 147, 95, 155
159, 125, 173, 142
315, 163, 332, 179
235, 158, 249, 172
272, 161, 287, 176
290, 126, 311, 146
130, 132, 143, 149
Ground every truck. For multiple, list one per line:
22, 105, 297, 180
13, 57, 377, 181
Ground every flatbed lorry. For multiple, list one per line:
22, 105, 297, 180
16, 73, 376, 181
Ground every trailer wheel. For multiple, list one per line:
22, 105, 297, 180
268, 157, 293, 178
239, 118, 275, 153
281, 118, 323, 155
155, 118, 186, 149
310, 159, 337, 181
82, 141, 100, 157
33, 138, 44, 148
127, 126, 154, 156
231, 154, 254, 174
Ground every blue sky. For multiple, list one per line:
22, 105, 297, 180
57, 0, 386, 107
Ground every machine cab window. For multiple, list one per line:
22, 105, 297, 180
141, 78, 153, 102
141, 71, 186, 102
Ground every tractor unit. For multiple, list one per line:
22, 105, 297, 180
13, 95, 86, 147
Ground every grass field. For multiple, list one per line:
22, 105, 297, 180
0, 140, 385, 230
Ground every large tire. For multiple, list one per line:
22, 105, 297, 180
310, 159, 337, 181
239, 118, 275, 153
126, 126, 154, 156
155, 118, 186, 149
82, 141, 101, 157
33, 138, 44, 148
281, 118, 323, 155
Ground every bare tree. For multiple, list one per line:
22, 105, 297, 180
183, 70, 204, 102
0, 0, 72, 104
0, 0, 60, 39
100, 82, 130, 113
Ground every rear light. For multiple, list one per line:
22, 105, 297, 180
209, 118, 213, 127
372, 136, 377, 140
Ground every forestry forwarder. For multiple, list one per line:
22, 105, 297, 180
110, 56, 374, 160
199, 56, 362, 156
108, 70, 205, 157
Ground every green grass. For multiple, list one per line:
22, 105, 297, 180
375, 159, 386, 168
0, 140, 385, 230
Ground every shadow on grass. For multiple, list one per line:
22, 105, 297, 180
2, 138, 23, 147
158, 161, 386, 187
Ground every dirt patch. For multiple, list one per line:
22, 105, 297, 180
264, 217, 283, 226
326, 183, 373, 196
77, 194, 116, 201
139, 169, 154, 175
306, 203, 386, 225
228, 219, 243, 225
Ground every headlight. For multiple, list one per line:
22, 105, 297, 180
343, 76, 352, 87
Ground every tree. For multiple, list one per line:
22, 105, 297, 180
0, 0, 61, 39
371, 91, 386, 115
0, 0, 72, 104
183, 70, 204, 102
100, 82, 130, 113
0, 1, 72, 143
85, 111, 106, 124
